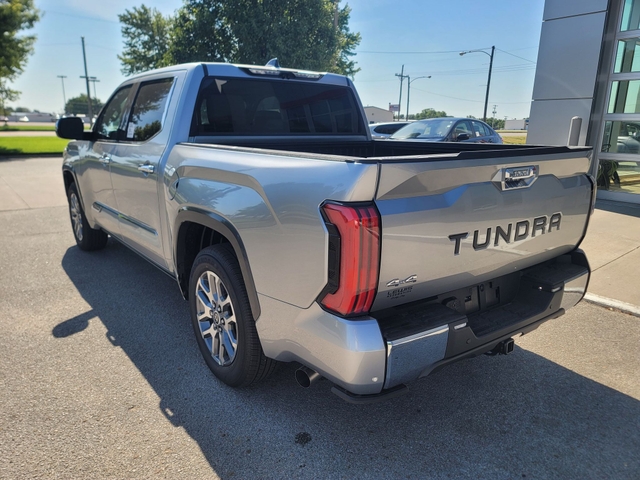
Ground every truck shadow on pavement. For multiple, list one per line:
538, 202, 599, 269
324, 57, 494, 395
57, 241, 640, 479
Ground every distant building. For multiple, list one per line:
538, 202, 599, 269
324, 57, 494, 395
8, 112, 57, 122
529, 0, 640, 204
364, 106, 394, 124
504, 119, 529, 130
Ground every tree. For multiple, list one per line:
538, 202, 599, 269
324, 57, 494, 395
166, 0, 236, 64
491, 118, 505, 130
224, 0, 361, 76
65, 94, 103, 116
0, 82, 19, 116
118, 5, 173, 76
0, 0, 40, 113
415, 108, 448, 120
118, 0, 361, 77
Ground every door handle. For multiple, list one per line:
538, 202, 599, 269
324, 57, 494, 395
138, 164, 155, 174
99, 154, 111, 165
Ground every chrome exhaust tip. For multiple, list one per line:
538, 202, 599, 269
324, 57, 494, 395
295, 366, 322, 388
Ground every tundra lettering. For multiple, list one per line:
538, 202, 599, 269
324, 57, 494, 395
449, 213, 563, 255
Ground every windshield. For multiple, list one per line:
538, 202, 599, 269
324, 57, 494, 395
390, 119, 455, 139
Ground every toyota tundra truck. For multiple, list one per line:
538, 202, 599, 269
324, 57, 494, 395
56, 61, 595, 403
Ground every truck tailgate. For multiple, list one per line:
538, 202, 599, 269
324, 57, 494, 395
372, 148, 594, 310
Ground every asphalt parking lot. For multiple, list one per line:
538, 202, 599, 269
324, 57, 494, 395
0, 157, 639, 479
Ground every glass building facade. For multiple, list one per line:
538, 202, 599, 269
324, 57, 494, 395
529, 0, 640, 204
598, 0, 640, 199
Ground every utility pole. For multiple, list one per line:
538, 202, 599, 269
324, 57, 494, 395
89, 77, 100, 101
57, 75, 67, 113
80, 37, 93, 119
395, 65, 406, 121
333, 0, 339, 67
492, 105, 497, 127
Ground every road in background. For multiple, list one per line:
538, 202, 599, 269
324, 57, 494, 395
0, 157, 638, 479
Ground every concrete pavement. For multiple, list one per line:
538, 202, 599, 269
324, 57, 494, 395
579, 200, 640, 310
0, 156, 638, 479
0, 130, 56, 137
1, 155, 638, 310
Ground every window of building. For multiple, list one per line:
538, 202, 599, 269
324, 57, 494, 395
614, 38, 640, 72
621, 0, 640, 31
608, 80, 640, 113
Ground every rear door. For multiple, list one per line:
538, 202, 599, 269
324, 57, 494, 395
372, 148, 594, 310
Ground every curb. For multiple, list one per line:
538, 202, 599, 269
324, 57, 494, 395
583, 293, 640, 317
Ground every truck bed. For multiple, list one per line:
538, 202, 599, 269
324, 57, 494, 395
186, 137, 588, 162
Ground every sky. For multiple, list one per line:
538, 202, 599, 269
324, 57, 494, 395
10, 0, 545, 120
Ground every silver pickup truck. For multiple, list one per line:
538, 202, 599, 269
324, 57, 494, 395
56, 62, 596, 403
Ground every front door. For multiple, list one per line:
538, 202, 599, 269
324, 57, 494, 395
109, 77, 176, 269
77, 85, 134, 237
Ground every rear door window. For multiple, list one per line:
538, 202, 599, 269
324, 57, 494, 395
472, 120, 489, 137
192, 77, 365, 136
125, 78, 174, 142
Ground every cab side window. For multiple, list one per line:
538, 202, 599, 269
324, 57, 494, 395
94, 86, 133, 140
126, 78, 174, 142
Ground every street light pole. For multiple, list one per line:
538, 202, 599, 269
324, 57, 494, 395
57, 75, 67, 113
406, 75, 431, 120
459, 45, 495, 122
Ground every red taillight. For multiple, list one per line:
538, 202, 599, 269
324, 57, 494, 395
319, 202, 381, 317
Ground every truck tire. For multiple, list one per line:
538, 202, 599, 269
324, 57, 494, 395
67, 183, 108, 251
189, 244, 276, 387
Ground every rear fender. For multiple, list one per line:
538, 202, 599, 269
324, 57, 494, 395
174, 207, 261, 320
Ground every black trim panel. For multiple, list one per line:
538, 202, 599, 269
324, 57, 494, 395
174, 207, 261, 319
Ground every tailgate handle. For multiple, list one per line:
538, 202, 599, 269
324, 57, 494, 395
494, 165, 538, 191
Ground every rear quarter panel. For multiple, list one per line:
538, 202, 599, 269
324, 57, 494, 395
165, 144, 379, 308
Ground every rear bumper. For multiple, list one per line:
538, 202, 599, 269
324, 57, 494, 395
256, 250, 589, 396
380, 249, 590, 390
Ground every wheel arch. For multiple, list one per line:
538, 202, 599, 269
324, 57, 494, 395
174, 207, 261, 320
62, 166, 87, 209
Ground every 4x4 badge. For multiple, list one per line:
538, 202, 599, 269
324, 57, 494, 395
386, 275, 417, 288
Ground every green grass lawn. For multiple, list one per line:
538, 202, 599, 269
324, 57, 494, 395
501, 135, 527, 145
0, 136, 69, 155
1, 124, 57, 131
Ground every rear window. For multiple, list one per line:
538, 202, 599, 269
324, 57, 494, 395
192, 77, 365, 136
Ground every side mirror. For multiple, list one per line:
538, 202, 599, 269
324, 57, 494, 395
456, 132, 470, 142
56, 117, 85, 140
